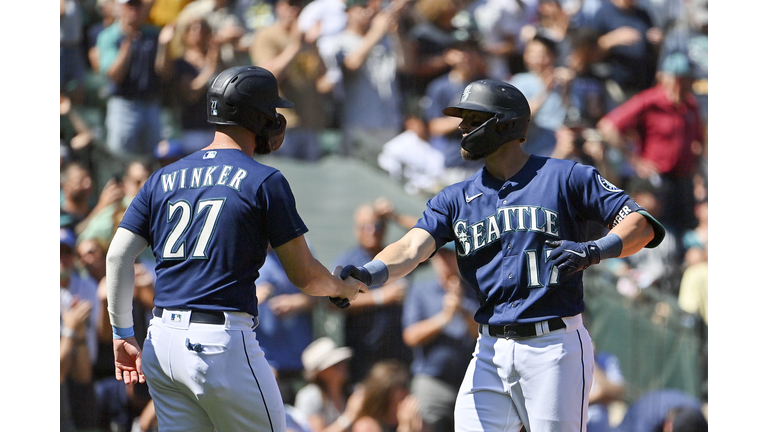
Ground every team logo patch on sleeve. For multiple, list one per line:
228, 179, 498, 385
598, 175, 622, 192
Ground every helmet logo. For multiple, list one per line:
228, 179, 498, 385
460, 84, 473, 103
210, 100, 218, 116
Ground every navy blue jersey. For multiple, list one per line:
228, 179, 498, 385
414, 155, 630, 325
119, 149, 308, 316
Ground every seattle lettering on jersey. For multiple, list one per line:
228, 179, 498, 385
160, 165, 248, 193
454, 205, 559, 257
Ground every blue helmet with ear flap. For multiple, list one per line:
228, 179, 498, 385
442, 79, 531, 155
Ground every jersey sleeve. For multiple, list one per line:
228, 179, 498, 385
414, 189, 458, 250
260, 171, 309, 249
567, 163, 630, 229
118, 177, 153, 244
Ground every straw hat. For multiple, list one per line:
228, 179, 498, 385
301, 337, 353, 380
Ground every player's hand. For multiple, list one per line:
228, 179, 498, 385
329, 266, 367, 309
340, 264, 373, 286
545, 239, 600, 276
113, 336, 145, 385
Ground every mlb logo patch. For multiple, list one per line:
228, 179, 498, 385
204, 151, 217, 159
171, 313, 182, 322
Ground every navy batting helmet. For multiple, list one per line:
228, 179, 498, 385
207, 66, 293, 136
443, 79, 531, 155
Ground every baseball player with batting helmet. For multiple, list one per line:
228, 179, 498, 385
105, 65, 365, 432
338, 79, 665, 432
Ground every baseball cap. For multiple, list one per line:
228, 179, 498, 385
660, 52, 693, 77
301, 337, 353, 380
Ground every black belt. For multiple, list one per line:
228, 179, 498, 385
483, 318, 565, 339
153, 307, 226, 325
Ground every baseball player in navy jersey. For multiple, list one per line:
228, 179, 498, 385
105, 66, 365, 432
338, 79, 665, 432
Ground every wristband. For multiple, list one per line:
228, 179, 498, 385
362, 260, 389, 287
593, 233, 623, 260
112, 325, 135, 340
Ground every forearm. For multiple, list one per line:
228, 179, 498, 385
155, 42, 172, 81
276, 236, 347, 298
373, 228, 436, 282
106, 228, 150, 332
402, 313, 450, 347
258, 41, 302, 80
343, 31, 384, 71
610, 211, 655, 257
107, 39, 133, 83
596, 118, 625, 150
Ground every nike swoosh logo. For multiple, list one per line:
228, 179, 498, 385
565, 249, 587, 258
465, 193, 483, 203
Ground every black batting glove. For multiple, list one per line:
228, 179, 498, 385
328, 265, 372, 309
339, 264, 373, 286
328, 296, 350, 309
545, 240, 601, 276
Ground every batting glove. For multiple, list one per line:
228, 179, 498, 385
328, 265, 371, 309
339, 265, 373, 286
328, 296, 351, 309
544, 240, 601, 276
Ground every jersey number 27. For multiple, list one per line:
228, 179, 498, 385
162, 198, 226, 260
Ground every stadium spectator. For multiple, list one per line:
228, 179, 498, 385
597, 52, 704, 242
420, 36, 487, 186
401, 244, 479, 432
96, 0, 165, 160
398, 0, 462, 110
587, 344, 626, 432
467, 0, 536, 81
351, 360, 423, 432
614, 388, 705, 432
155, 15, 222, 156
93, 379, 158, 432
610, 177, 682, 297
251, 0, 333, 161
78, 157, 154, 245
333, 200, 413, 384
294, 337, 364, 432
377, 114, 446, 196
509, 33, 567, 157
61, 227, 99, 431
332, 0, 410, 167
61, 160, 125, 237
519, 0, 573, 67
87, 0, 118, 73
558, 27, 609, 130
61, 0, 88, 105
591, 0, 663, 110
176, 0, 252, 68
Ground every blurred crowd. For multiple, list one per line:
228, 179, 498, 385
60, 0, 708, 431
